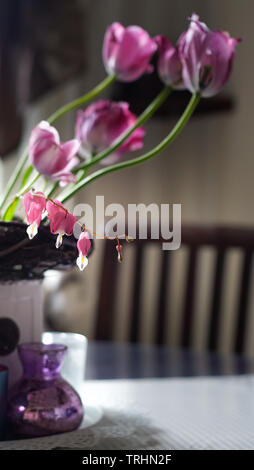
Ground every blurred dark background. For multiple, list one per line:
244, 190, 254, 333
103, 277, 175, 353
1, 0, 254, 357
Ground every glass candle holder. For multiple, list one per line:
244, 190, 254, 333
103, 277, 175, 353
42, 332, 87, 392
7, 343, 83, 438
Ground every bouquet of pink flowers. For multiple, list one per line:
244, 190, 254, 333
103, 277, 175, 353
0, 14, 240, 271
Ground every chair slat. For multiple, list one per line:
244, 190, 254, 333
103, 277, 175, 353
129, 244, 144, 343
234, 250, 252, 354
181, 247, 198, 348
156, 250, 170, 344
208, 249, 226, 351
95, 224, 254, 355
95, 241, 118, 341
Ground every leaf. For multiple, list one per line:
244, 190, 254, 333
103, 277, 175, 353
20, 165, 33, 189
1, 165, 35, 221
2, 197, 20, 222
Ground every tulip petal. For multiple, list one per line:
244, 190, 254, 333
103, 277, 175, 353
102, 22, 125, 75
29, 122, 79, 184
179, 14, 212, 93
201, 31, 241, 97
178, 13, 240, 97
102, 22, 157, 82
75, 100, 145, 165
156, 35, 184, 88
61, 139, 80, 161
115, 26, 157, 82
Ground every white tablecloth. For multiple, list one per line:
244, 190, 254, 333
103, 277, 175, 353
1, 375, 254, 450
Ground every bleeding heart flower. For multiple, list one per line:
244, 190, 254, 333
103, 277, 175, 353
29, 121, 80, 186
23, 191, 46, 239
116, 243, 123, 263
76, 231, 91, 271
103, 22, 157, 82
46, 200, 77, 248
178, 13, 241, 97
75, 100, 145, 164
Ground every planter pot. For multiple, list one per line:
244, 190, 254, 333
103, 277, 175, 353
0, 220, 91, 387
0, 221, 81, 280
0, 280, 43, 386
0, 220, 93, 387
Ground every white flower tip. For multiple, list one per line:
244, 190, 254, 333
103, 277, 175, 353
77, 254, 88, 271
26, 223, 38, 240
56, 234, 63, 249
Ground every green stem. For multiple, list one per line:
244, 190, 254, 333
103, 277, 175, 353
0, 74, 115, 215
48, 75, 115, 124
59, 93, 200, 204
45, 182, 59, 199
0, 147, 28, 213
77, 85, 172, 171
44, 86, 171, 201
42, 177, 49, 193
1, 173, 41, 222
76, 167, 88, 184
17, 173, 41, 198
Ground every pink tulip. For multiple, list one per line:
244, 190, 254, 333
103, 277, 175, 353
75, 100, 145, 164
23, 191, 46, 239
46, 200, 77, 248
178, 13, 241, 97
155, 35, 184, 88
103, 22, 157, 82
76, 231, 91, 271
29, 121, 80, 186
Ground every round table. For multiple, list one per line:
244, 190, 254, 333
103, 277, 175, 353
86, 341, 254, 380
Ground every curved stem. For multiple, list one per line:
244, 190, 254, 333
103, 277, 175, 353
76, 167, 88, 184
45, 182, 59, 199
0, 74, 116, 215
0, 147, 28, 213
17, 173, 41, 198
76, 85, 171, 171
59, 93, 200, 204
1, 173, 41, 222
48, 75, 115, 124
45, 86, 171, 200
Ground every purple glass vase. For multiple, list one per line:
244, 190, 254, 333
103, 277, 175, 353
7, 343, 83, 438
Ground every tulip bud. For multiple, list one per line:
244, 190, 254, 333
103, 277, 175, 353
29, 121, 80, 186
155, 35, 184, 88
75, 100, 145, 164
103, 22, 157, 82
178, 13, 241, 97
